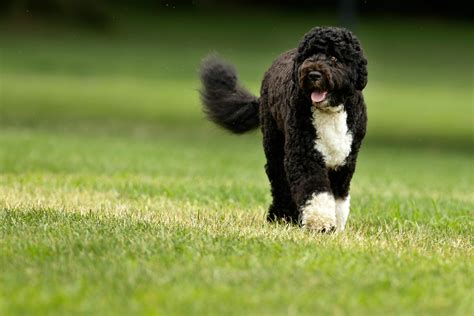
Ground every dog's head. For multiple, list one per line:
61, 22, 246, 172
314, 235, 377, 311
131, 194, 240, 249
294, 27, 367, 112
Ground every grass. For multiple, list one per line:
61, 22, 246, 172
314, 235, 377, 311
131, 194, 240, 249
0, 10, 473, 315
1, 128, 472, 315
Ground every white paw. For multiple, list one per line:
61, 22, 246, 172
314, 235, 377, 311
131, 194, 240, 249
335, 195, 350, 231
301, 192, 336, 232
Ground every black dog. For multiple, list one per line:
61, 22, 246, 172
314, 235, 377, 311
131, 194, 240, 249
199, 27, 367, 232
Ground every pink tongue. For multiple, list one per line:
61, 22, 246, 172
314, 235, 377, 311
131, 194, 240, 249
311, 91, 327, 103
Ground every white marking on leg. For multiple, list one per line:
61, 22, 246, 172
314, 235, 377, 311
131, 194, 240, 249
311, 106, 353, 169
335, 195, 350, 231
301, 192, 336, 231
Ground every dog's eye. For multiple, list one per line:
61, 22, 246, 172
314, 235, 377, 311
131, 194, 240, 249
330, 56, 337, 62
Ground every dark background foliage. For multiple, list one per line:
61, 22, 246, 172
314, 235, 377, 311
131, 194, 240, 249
1, 0, 471, 28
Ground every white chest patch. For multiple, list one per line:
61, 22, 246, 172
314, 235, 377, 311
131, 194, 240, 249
311, 107, 353, 169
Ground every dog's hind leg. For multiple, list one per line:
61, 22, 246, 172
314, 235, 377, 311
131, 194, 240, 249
261, 111, 298, 223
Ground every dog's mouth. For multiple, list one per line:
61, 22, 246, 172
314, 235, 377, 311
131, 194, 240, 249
310, 90, 331, 110
311, 91, 328, 104
310, 90, 343, 112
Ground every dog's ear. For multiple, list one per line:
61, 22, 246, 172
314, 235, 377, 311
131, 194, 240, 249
292, 48, 306, 86
347, 32, 368, 91
292, 27, 320, 86
292, 58, 302, 86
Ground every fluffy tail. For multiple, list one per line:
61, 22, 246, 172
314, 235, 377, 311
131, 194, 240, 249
199, 55, 260, 134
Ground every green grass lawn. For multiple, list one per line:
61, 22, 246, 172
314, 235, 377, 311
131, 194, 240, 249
0, 10, 473, 315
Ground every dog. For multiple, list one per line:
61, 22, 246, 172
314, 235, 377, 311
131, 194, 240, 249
199, 26, 367, 232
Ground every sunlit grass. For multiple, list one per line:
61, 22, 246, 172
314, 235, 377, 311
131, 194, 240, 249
1, 128, 473, 315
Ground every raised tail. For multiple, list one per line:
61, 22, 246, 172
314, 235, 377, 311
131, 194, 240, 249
199, 55, 260, 134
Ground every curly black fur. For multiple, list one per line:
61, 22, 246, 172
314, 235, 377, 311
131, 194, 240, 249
294, 27, 367, 91
199, 55, 260, 133
199, 27, 368, 230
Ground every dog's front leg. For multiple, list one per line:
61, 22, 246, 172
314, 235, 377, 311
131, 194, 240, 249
328, 164, 356, 231
283, 134, 336, 232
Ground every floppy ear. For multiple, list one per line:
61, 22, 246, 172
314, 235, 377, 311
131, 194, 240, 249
350, 34, 368, 90
292, 27, 321, 86
292, 58, 301, 85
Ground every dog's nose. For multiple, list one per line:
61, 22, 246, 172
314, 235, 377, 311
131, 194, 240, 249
308, 71, 322, 82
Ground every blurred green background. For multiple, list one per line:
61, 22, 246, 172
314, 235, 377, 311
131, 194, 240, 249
1, 1, 472, 147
